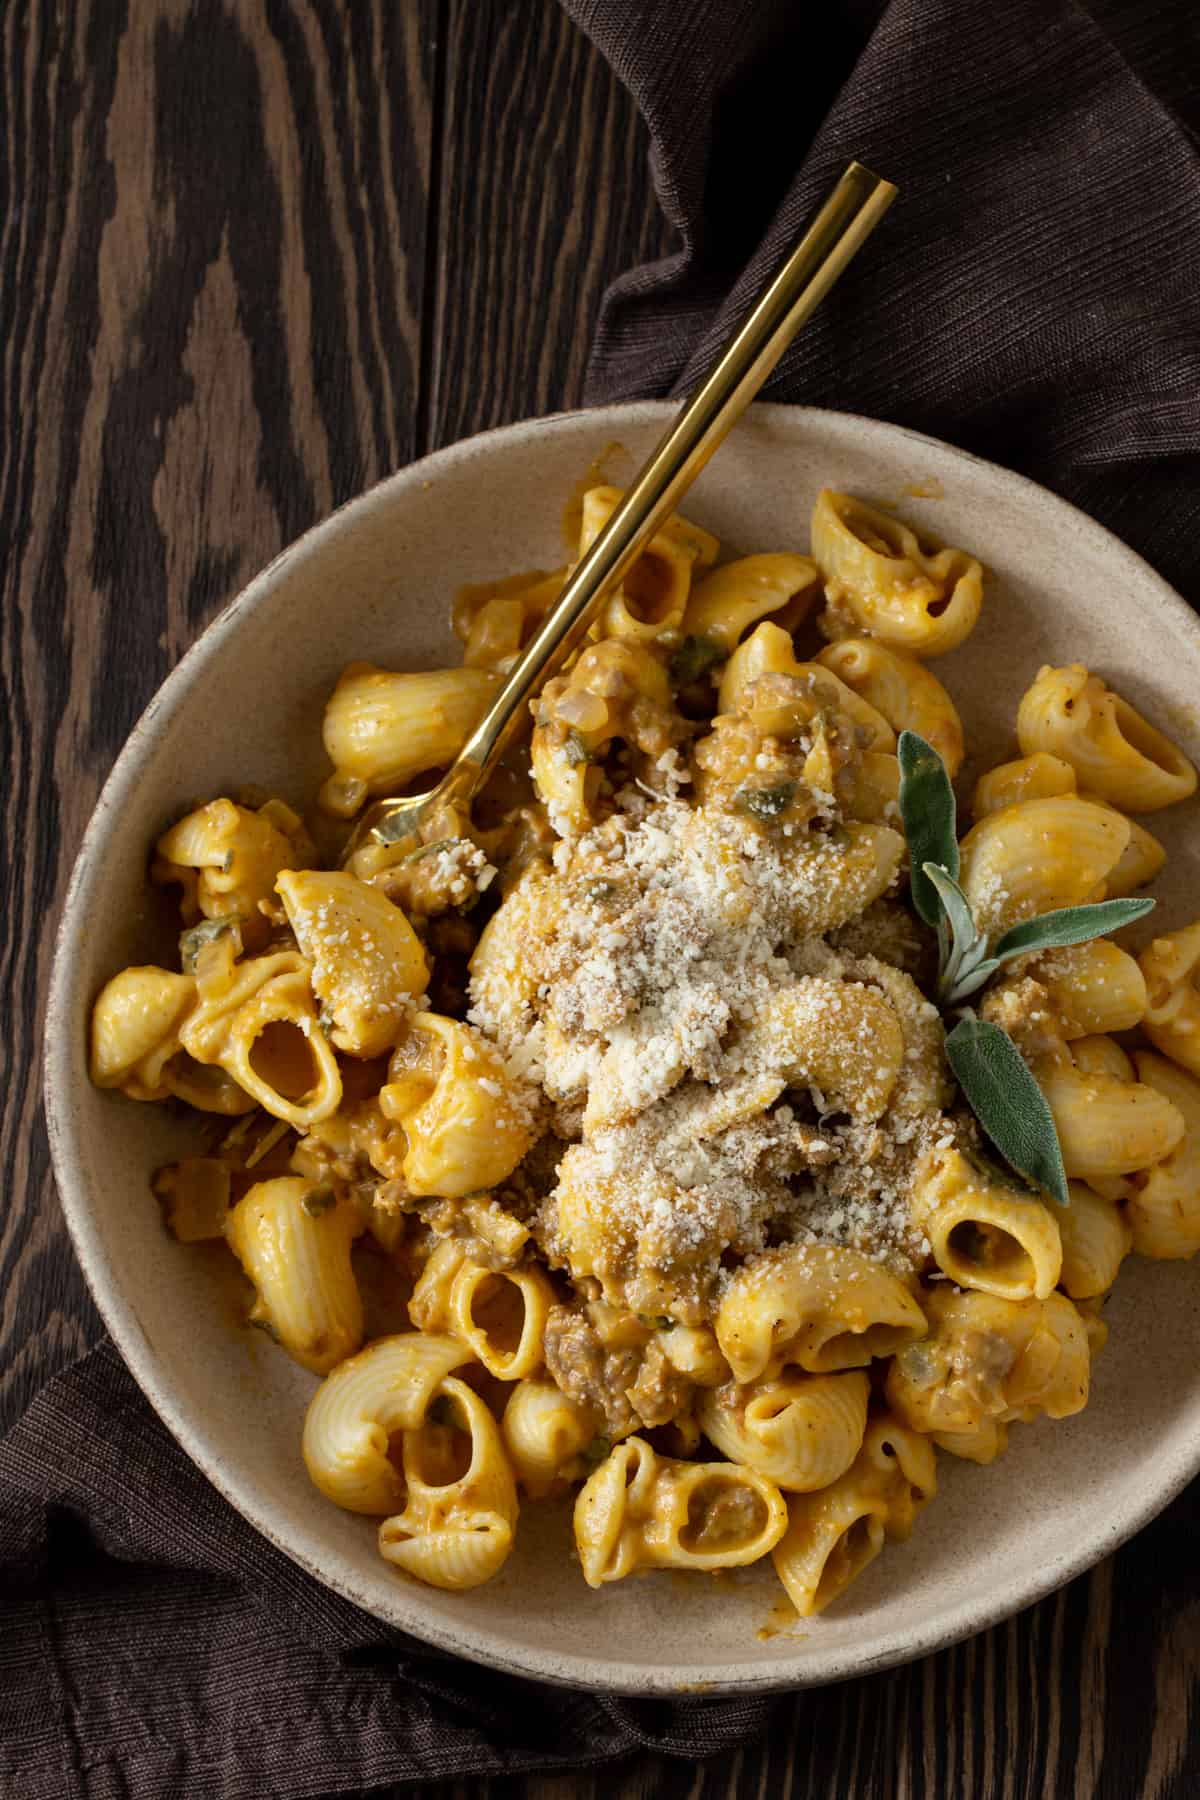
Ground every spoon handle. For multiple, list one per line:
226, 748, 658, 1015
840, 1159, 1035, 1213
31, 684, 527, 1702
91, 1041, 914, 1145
431, 160, 892, 824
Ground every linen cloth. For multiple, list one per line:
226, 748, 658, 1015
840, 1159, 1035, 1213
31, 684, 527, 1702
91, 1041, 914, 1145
573, 0, 1200, 603
4, 0, 1199, 1793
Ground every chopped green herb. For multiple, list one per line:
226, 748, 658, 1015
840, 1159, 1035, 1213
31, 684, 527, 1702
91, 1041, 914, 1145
636, 1313, 673, 1330
583, 1435, 612, 1465
669, 634, 723, 686
180, 916, 238, 972
301, 1185, 336, 1218
734, 780, 798, 821
898, 1340, 940, 1386
812, 705, 840, 742
563, 730, 593, 767
221, 850, 235, 873
405, 837, 457, 863
586, 880, 616, 904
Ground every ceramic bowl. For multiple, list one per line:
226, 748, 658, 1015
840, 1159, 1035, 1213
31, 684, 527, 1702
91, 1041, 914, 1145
45, 403, 1200, 1692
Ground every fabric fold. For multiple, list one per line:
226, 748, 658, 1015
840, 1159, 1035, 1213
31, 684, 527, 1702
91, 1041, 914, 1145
569, 0, 1200, 601
0, 1342, 777, 1797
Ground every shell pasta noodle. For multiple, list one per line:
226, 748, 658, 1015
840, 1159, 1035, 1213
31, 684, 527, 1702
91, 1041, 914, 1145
908, 1145, 1062, 1302
811, 488, 982, 656
226, 1176, 364, 1374
771, 1416, 937, 1617
320, 663, 500, 815
1017, 664, 1197, 811
574, 1437, 788, 1585
88, 477, 1200, 1616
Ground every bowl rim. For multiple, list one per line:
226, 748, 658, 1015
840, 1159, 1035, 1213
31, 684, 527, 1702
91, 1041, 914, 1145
43, 399, 1200, 1693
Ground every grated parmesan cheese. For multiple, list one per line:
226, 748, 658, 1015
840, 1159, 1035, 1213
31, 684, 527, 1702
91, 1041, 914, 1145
468, 796, 949, 1321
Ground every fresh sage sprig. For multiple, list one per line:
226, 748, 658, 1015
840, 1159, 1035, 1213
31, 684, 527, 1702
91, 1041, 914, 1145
896, 730, 1154, 1007
895, 729, 1156, 1208
923, 861, 1154, 1006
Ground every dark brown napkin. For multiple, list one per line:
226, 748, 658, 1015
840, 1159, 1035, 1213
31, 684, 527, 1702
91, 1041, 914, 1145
0, 1342, 772, 1798
6, 0, 1200, 1793
572, 0, 1200, 603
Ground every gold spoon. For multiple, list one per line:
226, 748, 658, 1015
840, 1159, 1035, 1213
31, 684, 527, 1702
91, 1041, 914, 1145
344, 159, 896, 864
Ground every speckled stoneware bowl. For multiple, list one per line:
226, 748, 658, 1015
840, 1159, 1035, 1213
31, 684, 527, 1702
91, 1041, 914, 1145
45, 403, 1200, 1692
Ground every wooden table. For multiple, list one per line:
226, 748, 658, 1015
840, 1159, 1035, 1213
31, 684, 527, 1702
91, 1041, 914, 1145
3, 5, 1198, 1795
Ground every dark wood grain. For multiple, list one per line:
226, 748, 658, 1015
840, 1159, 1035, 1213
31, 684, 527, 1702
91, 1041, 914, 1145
426, 0, 674, 441
2, 4, 1198, 1797
0, 0, 437, 1436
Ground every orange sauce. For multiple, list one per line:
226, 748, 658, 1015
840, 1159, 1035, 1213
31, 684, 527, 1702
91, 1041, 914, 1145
756, 1595, 806, 1642
560, 441, 631, 550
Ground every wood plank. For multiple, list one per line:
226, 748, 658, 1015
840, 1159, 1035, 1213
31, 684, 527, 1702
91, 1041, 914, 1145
397, 1497, 1200, 1799
0, 0, 436, 1434
424, 0, 674, 445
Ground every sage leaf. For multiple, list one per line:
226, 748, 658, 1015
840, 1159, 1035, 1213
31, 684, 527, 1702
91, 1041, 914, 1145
990, 897, 1156, 965
923, 862, 983, 997
944, 955, 1001, 1003
898, 730, 959, 927
945, 1016, 1069, 1207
